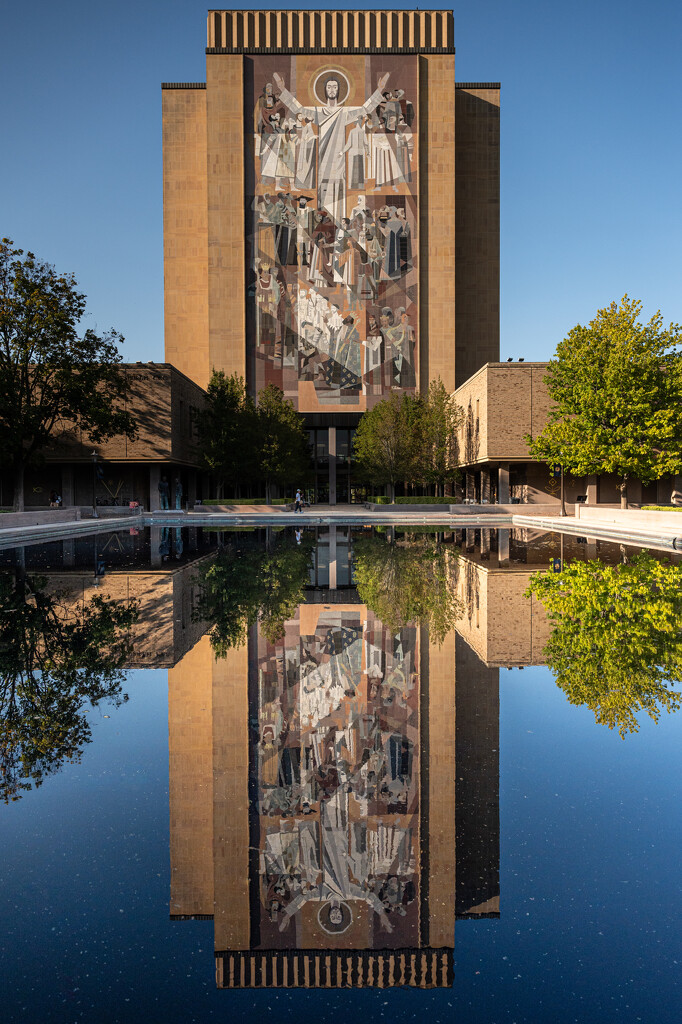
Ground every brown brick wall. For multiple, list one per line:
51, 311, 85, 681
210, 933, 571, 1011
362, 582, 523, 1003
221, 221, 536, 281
163, 87, 210, 388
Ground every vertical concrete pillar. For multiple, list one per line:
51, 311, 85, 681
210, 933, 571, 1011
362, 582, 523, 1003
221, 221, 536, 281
480, 528, 491, 559
481, 468, 491, 503
150, 527, 162, 568
498, 529, 510, 567
498, 463, 510, 504
465, 528, 476, 552
586, 475, 598, 504
149, 465, 161, 511
328, 525, 337, 590
465, 471, 475, 503
187, 469, 197, 508
328, 427, 337, 506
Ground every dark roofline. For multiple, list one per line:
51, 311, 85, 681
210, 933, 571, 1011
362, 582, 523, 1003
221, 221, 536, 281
161, 82, 206, 90
456, 82, 501, 89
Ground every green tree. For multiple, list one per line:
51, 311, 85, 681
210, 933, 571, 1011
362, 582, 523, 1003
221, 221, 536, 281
0, 567, 138, 801
527, 553, 682, 737
194, 531, 315, 655
195, 371, 257, 498
421, 378, 463, 495
0, 239, 137, 511
353, 531, 462, 643
256, 385, 311, 504
527, 296, 682, 508
353, 393, 422, 501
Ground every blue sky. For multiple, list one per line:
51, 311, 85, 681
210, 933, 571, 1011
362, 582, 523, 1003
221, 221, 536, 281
2, 1, 680, 365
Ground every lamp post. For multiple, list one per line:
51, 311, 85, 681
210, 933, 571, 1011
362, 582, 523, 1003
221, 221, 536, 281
91, 451, 99, 519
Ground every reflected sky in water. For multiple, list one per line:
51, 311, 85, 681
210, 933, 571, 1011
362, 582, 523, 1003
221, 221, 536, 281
0, 526, 680, 1023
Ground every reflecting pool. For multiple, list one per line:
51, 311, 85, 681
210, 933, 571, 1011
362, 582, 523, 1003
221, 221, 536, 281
1, 526, 681, 1022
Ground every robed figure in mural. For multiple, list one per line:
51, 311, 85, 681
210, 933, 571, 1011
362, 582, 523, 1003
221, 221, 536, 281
272, 71, 390, 223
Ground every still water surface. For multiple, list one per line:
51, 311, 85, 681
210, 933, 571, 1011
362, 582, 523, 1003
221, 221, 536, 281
1, 526, 680, 1023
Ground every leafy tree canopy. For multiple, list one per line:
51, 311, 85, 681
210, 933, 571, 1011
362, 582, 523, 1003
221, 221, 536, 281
256, 385, 311, 502
353, 392, 421, 499
527, 552, 682, 737
527, 296, 682, 506
353, 531, 463, 644
353, 382, 462, 498
194, 531, 315, 655
0, 239, 136, 510
195, 371, 257, 496
0, 568, 138, 802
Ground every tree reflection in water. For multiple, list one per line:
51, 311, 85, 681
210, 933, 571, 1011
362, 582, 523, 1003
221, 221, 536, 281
352, 530, 463, 643
527, 551, 682, 736
0, 564, 138, 802
194, 532, 316, 655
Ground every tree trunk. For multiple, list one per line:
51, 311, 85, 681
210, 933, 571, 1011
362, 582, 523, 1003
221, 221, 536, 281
619, 476, 628, 510
13, 462, 25, 513
388, 481, 395, 504
265, 480, 272, 505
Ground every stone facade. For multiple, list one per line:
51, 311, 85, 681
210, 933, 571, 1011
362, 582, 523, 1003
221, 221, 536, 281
1, 364, 208, 510
454, 362, 676, 506
162, 9, 499, 501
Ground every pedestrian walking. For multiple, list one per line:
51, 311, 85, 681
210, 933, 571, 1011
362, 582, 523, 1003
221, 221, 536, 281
295, 488, 303, 513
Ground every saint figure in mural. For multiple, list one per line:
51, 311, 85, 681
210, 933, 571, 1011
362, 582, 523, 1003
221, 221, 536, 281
272, 71, 390, 223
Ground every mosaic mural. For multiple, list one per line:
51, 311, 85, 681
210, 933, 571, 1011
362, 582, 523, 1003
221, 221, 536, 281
254, 606, 420, 950
246, 56, 419, 412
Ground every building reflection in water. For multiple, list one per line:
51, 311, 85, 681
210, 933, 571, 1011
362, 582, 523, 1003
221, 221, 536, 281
168, 526, 512, 989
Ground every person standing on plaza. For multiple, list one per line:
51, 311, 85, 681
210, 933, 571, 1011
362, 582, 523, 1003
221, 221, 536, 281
295, 488, 303, 513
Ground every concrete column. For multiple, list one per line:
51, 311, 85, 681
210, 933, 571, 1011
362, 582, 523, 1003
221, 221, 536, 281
328, 526, 337, 590
465, 471, 475, 503
149, 465, 161, 511
498, 529, 510, 567
187, 469, 197, 508
481, 468, 491, 504
480, 528, 491, 560
328, 427, 336, 506
657, 477, 670, 504
61, 466, 75, 507
465, 528, 476, 552
586, 475, 598, 504
498, 463, 510, 504
150, 526, 162, 568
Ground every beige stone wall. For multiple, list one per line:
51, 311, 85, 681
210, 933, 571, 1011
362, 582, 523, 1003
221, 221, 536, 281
455, 364, 488, 465
454, 363, 551, 466
454, 560, 549, 666
44, 365, 205, 467
454, 87, 500, 388
163, 88, 210, 388
206, 55, 246, 384
168, 635, 215, 917
426, 627, 457, 947
419, 54, 456, 394
212, 641, 250, 951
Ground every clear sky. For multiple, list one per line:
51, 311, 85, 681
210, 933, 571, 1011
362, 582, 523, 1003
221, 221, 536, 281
2, 1, 680, 365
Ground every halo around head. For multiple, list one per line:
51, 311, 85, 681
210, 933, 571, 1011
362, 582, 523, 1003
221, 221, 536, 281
317, 900, 353, 934
313, 69, 351, 105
